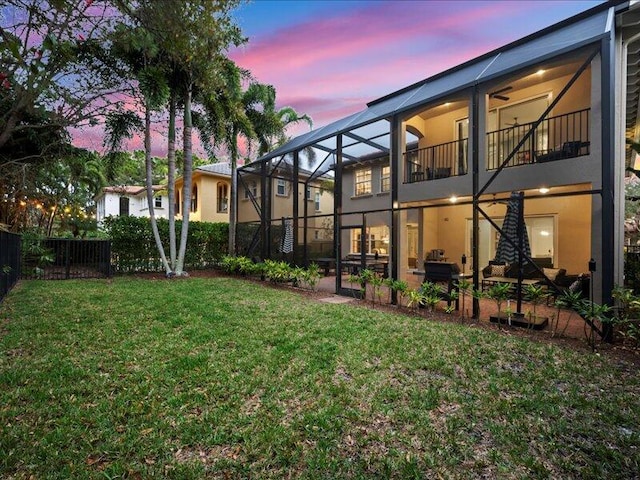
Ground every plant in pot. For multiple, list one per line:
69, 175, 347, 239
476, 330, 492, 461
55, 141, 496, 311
486, 282, 513, 327
524, 283, 549, 329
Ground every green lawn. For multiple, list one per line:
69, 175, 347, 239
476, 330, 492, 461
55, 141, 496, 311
1, 277, 638, 479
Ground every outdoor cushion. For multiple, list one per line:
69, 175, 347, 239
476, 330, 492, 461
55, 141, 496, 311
543, 267, 565, 281
490, 264, 508, 276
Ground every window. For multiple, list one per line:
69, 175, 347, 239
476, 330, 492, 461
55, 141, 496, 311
119, 197, 130, 216
306, 185, 312, 200
354, 168, 372, 196
190, 185, 198, 213
245, 181, 257, 199
276, 179, 287, 196
351, 225, 389, 254
154, 196, 162, 208
217, 182, 229, 212
466, 215, 556, 268
380, 166, 390, 192
315, 191, 321, 211
175, 189, 180, 214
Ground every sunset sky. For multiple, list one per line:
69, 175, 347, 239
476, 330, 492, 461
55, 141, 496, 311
229, 0, 603, 139
74, 0, 604, 155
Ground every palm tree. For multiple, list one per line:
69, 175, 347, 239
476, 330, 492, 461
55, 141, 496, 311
107, 23, 172, 274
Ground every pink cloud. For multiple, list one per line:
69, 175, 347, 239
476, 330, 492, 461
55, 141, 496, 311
230, 0, 584, 134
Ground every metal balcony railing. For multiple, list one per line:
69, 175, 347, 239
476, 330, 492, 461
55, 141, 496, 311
486, 108, 590, 170
404, 138, 468, 183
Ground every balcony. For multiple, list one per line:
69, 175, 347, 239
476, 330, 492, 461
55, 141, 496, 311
487, 108, 590, 170
404, 139, 468, 183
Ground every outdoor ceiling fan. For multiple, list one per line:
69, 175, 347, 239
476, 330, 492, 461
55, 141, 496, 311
489, 86, 513, 101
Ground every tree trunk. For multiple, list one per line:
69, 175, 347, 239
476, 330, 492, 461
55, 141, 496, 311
144, 101, 171, 274
228, 129, 238, 256
176, 86, 192, 275
167, 93, 177, 270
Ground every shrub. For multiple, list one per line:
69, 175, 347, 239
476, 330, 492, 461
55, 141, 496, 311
103, 216, 228, 273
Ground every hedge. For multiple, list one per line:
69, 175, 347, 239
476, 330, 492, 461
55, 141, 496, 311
103, 216, 228, 273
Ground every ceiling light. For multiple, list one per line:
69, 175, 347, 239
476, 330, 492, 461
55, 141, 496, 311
536, 69, 545, 75
540, 230, 550, 236
538, 187, 550, 194
449, 195, 458, 203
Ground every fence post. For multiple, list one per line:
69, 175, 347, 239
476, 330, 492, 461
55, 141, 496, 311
65, 239, 71, 280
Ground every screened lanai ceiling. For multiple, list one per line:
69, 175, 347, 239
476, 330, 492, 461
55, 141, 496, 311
245, 2, 626, 175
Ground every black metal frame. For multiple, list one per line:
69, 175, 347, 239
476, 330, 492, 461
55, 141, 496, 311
237, 33, 619, 342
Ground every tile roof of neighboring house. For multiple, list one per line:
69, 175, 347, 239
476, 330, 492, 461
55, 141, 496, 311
196, 163, 232, 177
101, 185, 165, 196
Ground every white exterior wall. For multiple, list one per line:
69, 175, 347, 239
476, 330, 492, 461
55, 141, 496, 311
96, 191, 169, 224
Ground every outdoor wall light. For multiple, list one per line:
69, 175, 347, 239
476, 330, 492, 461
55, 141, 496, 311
449, 195, 458, 203
538, 187, 550, 194
536, 69, 545, 75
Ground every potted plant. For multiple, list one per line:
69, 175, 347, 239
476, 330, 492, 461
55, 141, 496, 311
486, 282, 513, 327
524, 284, 549, 329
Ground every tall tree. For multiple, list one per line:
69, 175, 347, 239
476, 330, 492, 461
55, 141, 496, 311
112, 0, 245, 274
107, 22, 173, 273
195, 64, 312, 255
0, 0, 121, 153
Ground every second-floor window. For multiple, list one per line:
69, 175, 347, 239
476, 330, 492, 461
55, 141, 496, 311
154, 196, 162, 208
305, 185, 311, 200
380, 166, 390, 192
315, 191, 321, 211
175, 189, 180, 214
354, 168, 372, 196
276, 179, 287, 196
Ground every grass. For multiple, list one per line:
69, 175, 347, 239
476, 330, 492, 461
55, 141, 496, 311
0, 276, 638, 479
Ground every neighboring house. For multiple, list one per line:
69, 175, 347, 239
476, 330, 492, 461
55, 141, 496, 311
237, 159, 334, 256
95, 185, 168, 224
238, 0, 640, 313
174, 163, 231, 223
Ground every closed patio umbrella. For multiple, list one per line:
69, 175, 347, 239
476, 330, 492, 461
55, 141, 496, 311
280, 217, 294, 254
494, 191, 530, 264
493, 191, 530, 314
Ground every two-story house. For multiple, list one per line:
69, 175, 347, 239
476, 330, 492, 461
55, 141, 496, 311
174, 163, 231, 223
237, 158, 334, 259
237, 1, 640, 314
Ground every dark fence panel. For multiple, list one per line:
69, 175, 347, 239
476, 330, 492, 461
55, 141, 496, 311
21, 238, 111, 280
1, 231, 21, 302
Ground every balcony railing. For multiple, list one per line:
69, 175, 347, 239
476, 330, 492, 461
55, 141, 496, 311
404, 138, 468, 183
486, 108, 590, 170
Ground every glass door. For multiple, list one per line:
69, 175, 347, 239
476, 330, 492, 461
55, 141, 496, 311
338, 225, 366, 297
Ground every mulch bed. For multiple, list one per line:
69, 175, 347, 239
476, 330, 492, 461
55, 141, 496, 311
132, 268, 640, 368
